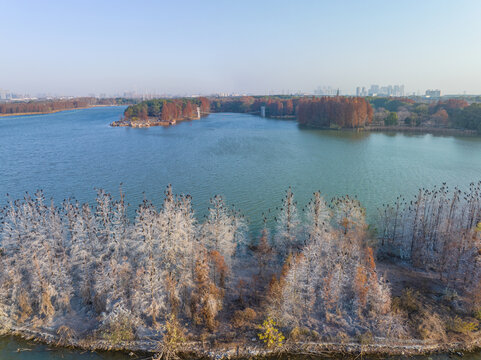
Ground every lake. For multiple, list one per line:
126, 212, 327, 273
1, 106, 481, 358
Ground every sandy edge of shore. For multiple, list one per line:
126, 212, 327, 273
0, 105, 122, 117
2, 326, 481, 358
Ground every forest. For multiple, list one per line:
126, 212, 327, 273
368, 97, 481, 133
211, 95, 481, 132
210, 96, 298, 118
297, 97, 373, 128
0, 98, 128, 115
211, 96, 374, 128
1, 185, 480, 356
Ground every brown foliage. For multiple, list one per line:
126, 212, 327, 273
355, 266, 368, 309
231, 308, 257, 328
0, 97, 105, 115
297, 96, 373, 128
209, 250, 228, 289
191, 250, 223, 331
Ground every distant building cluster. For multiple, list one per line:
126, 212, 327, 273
315, 86, 339, 96
0, 89, 36, 101
0, 89, 11, 100
425, 89, 441, 98
356, 84, 405, 97
122, 91, 163, 100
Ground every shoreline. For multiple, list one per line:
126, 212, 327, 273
299, 124, 478, 136
0, 104, 123, 117
111, 115, 204, 128
364, 125, 478, 136
2, 327, 481, 358
114, 112, 478, 136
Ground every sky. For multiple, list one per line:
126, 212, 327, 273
1, 0, 481, 96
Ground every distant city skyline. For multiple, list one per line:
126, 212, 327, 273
2, 0, 481, 96
0, 85, 467, 100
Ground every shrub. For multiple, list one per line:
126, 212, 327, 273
289, 326, 312, 341
99, 303, 140, 344
163, 313, 186, 346
446, 316, 478, 335
417, 311, 447, 341
232, 308, 256, 328
158, 313, 187, 360
56, 325, 77, 346
474, 308, 481, 321
258, 317, 285, 349
358, 331, 373, 345
442, 288, 459, 303
399, 288, 420, 313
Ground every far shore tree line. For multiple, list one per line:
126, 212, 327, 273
369, 97, 481, 133
0, 184, 480, 349
0, 98, 132, 115
120, 95, 481, 133
4, 95, 481, 133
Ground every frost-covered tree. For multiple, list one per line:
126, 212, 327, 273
378, 183, 481, 295
273, 196, 393, 336
0, 192, 73, 325
305, 191, 331, 241
201, 195, 246, 265
130, 201, 166, 326
274, 188, 301, 256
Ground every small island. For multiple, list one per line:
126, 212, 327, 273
111, 97, 211, 127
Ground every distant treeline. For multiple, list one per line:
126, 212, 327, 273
210, 96, 298, 117
211, 96, 375, 129
368, 97, 481, 133
121, 95, 481, 132
210, 96, 373, 128
0, 97, 131, 115
123, 97, 210, 122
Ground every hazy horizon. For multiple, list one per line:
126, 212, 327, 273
2, 0, 481, 96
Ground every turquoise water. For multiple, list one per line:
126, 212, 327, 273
1, 106, 481, 358
2, 106, 481, 229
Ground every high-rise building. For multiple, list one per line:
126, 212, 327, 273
425, 89, 441, 97
356, 87, 360, 97
315, 86, 337, 96
0, 89, 8, 100
364, 84, 405, 97
369, 85, 380, 96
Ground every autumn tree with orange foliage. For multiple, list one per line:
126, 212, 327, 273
297, 96, 373, 128
191, 250, 223, 331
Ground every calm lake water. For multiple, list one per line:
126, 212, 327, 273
1, 106, 481, 358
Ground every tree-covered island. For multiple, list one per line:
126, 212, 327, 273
111, 98, 211, 127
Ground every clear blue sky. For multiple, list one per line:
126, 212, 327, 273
2, 0, 481, 96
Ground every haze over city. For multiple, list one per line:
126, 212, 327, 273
2, 0, 481, 96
